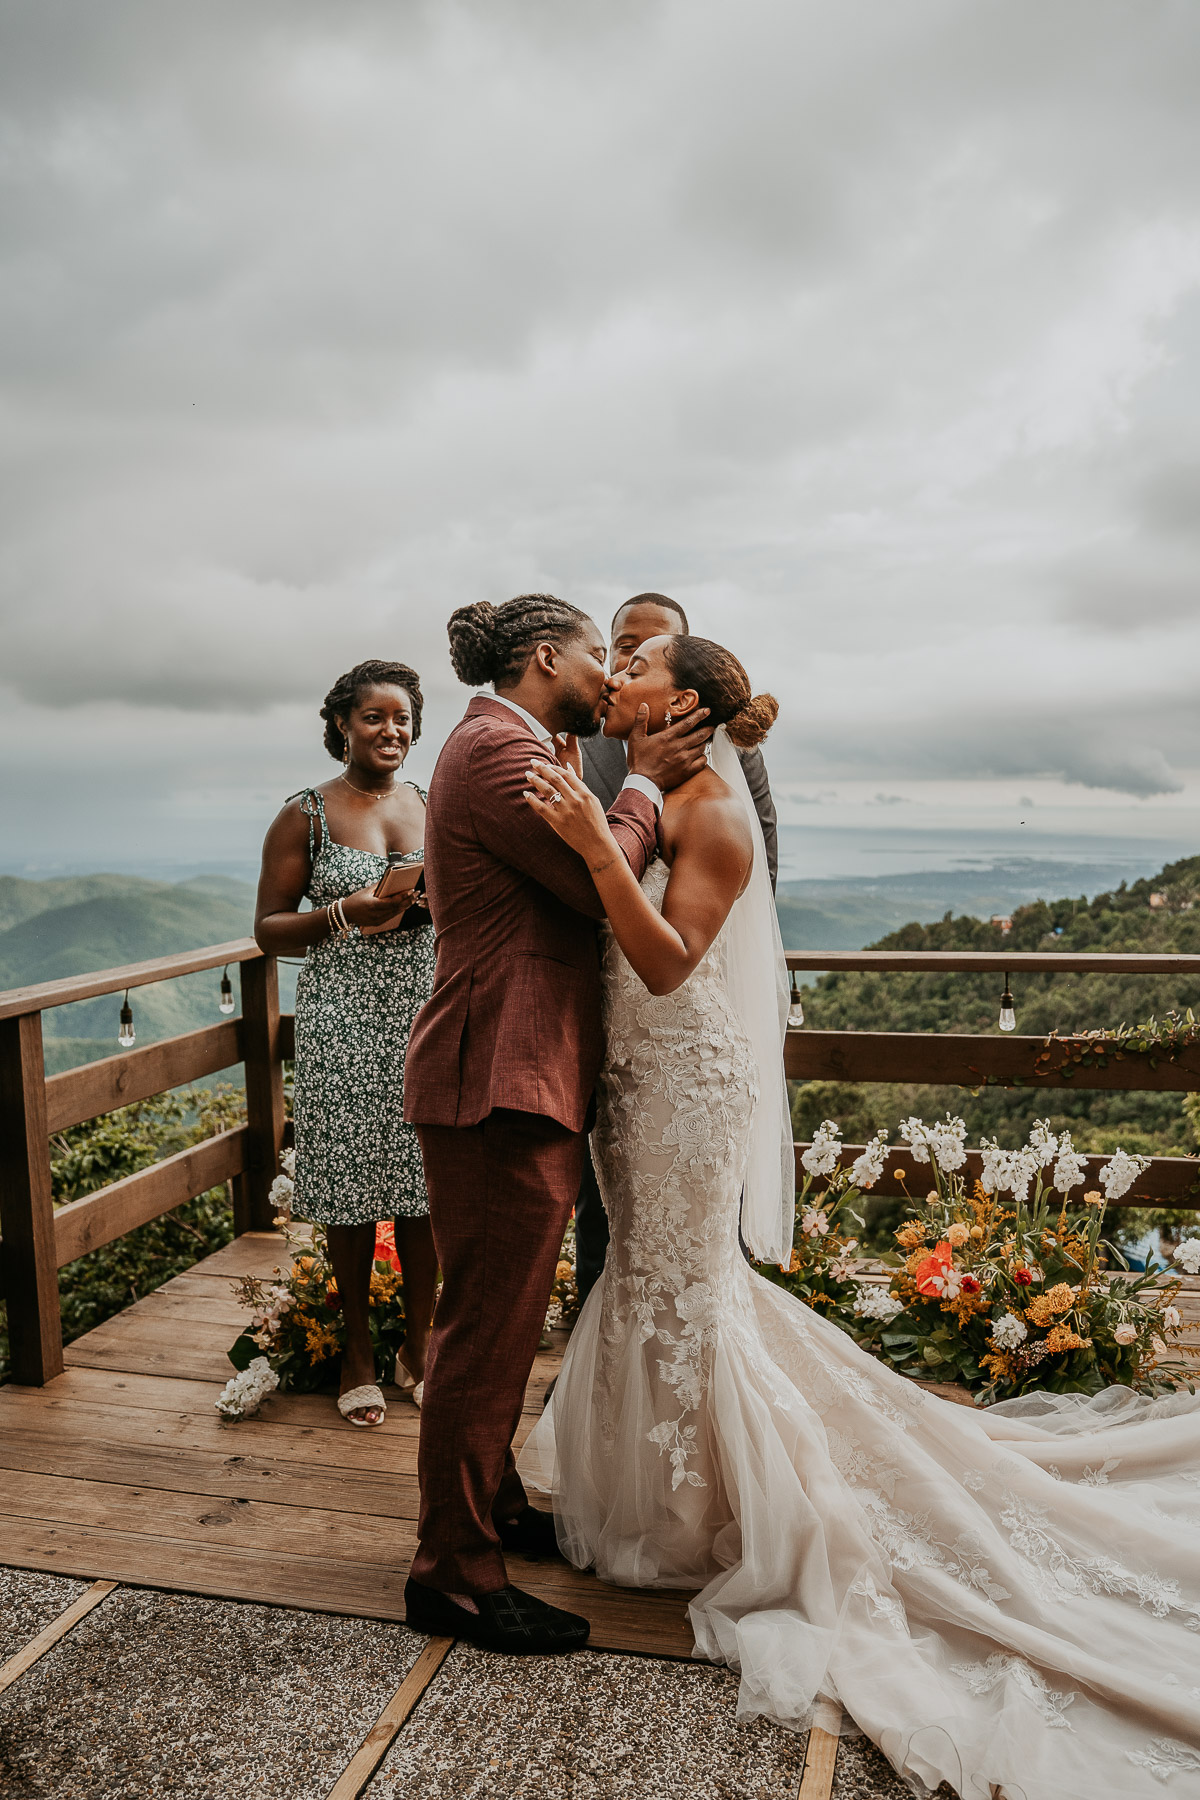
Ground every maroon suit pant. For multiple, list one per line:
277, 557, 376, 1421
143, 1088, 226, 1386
411, 1109, 584, 1594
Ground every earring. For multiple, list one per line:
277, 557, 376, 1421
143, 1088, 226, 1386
342, 737, 350, 765
664, 710, 673, 724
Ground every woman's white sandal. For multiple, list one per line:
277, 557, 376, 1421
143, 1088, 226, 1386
337, 1383, 386, 1427
394, 1354, 423, 1406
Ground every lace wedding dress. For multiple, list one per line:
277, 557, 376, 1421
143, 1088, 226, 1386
520, 854, 1200, 1799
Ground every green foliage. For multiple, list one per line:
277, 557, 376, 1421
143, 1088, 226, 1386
0, 1085, 246, 1384
793, 855, 1200, 1247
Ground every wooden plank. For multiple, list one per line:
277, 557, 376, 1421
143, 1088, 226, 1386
785, 1029, 1200, 1092
328, 1638, 454, 1800
785, 949, 1200, 974
797, 1724, 840, 1800
0, 1518, 693, 1655
187, 1229, 299, 1279
0, 1012, 64, 1385
0, 1393, 422, 1476
791, 1141, 1200, 1206
0, 1581, 118, 1698
236, 957, 285, 1234
0, 1518, 410, 1619
0, 939, 260, 1022
280, 1012, 295, 1062
0, 1466, 417, 1564
0, 1428, 422, 1510
44, 1021, 245, 1135
53, 1126, 248, 1267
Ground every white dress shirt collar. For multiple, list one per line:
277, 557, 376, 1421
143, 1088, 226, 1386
486, 691, 554, 745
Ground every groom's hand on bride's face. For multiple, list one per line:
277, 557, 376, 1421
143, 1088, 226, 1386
626, 704, 712, 792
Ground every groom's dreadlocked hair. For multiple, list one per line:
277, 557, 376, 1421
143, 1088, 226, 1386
447, 595, 592, 689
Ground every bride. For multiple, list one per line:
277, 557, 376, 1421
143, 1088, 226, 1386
520, 632, 1200, 1800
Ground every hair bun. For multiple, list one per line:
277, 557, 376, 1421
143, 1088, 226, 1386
447, 601, 501, 686
724, 691, 778, 749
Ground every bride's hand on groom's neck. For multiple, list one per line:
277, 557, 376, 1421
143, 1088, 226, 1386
550, 733, 584, 779
626, 704, 712, 793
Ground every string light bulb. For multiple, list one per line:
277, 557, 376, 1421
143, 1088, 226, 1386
218, 967, 235, 1015
118, 990, 136, 1048
788, 974, 805, 1030
998, 974, 1016, 1033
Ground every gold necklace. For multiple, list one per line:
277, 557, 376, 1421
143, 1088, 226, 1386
340, 770, 398, 802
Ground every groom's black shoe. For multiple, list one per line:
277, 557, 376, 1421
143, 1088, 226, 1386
495, 1505, 563, 1561
404, 1578, 589, 1654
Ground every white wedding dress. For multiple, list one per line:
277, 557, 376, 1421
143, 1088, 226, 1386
520, 852, 1200, 1800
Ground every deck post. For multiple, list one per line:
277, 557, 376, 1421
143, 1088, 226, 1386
235, 955, 285, 1234
0, 1011, 64, 1385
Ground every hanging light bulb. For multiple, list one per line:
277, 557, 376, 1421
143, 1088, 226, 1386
788, 974, 805, 1029
218, 966, 235, 1015
118, 989, 136, 1048
998, 974, 1016, 1033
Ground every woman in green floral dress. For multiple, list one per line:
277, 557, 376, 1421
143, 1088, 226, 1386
255, 660, 437, 1425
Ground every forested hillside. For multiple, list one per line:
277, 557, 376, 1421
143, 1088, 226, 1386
793, 854, 1200, 1162
0, 873, 272, 1072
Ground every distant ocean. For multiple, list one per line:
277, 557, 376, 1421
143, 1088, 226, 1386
777, 825, 1195, 890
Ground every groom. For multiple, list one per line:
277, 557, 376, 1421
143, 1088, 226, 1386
403, 593, 710, 1653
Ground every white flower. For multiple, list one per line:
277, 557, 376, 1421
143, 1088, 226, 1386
853, 1285, 905, 1322
990, 1313, 1028, 1349
1051, 1132, 1088, 1195
801, 1120, 842, 1178
1163, 1305, 1183, 1330
215, 1356, 280, 1420
978, 1139, 1039, 1203
1152, 1336, 1168, 1357
1028, 1120, 1060, 1168
268, 1174, 294, 1207
1175, 1238, 1200, 1275
280, 1147, 296, 1178
849, 1129, 889, 1191
1098, 1148, 1151, 1203
901, 1115, 966, 1172
800, 1207, 830, 1238
1113, 1323, 1138, 1346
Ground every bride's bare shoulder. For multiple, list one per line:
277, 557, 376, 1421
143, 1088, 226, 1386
662, 769, 754, 866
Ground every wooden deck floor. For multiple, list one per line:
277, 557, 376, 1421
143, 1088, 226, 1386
0, 1232, 695, 1659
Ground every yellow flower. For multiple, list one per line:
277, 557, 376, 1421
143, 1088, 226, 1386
1044, 1324, 1092, 1354
303, 1322, 339, 1363
895, 1225, 927, 1250
969, 1225, 984, 1242
1026, 1283, 1077, 1328
555, 1261, 574, 1281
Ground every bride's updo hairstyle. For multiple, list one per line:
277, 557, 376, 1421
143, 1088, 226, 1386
662, 636, 779, 749
447, 594, 590, 688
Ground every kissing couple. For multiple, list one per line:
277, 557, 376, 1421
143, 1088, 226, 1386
403, 593, 1200, 1798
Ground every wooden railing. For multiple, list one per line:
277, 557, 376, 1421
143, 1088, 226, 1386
0, 941, 290, 1386
1, 941, 1197, 1386
784, 948, 1200, 1205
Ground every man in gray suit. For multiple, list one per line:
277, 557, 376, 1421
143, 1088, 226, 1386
574, 592, 779, 1301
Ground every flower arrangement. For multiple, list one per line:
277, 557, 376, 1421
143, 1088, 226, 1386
226, 1153, 408, 1392
762, 1115, 1193, 1404
758, 1121, 887, 1316
228, 1150, 582, 1394
215, 1356, 280, 1420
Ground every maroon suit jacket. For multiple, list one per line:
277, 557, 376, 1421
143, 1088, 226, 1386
403, 696, 658, 1132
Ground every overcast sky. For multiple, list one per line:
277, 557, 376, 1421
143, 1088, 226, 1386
2, 0, 1199, 874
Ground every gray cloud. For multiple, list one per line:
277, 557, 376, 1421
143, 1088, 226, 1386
2, 0, 1200, 862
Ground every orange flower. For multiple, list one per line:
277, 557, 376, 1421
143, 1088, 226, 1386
895, 1224, 927, 1250
373, 1222, 403, 1274
914, 1241, 953, 1296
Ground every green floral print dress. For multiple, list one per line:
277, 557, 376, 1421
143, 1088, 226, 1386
290, 787, 433, 1225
